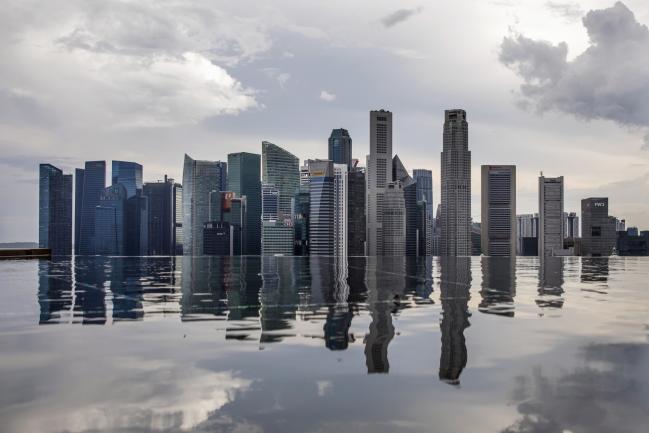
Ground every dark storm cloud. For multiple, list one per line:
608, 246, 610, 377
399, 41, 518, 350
380, 7, 423, 28
500, 2, 649, 149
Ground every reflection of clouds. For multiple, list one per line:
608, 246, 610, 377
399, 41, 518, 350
503, 343, 649, 433
317, 380, 333, 397
22, 360, 252, 433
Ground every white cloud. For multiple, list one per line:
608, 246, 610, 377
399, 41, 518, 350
500, 2, 649, 149
319, 90, 336, 102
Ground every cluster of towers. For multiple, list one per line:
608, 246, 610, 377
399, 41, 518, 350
38, 108, 646, 257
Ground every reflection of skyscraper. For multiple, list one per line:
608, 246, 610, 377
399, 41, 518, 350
366, 110, 393, 256
439, 257, 471, 384
537, 257, 565, 309
39, 164, 73, 256
73, 256, 108, 324
580, 257, 610, 284
182, 154, 226, 256
38, 259, 73, 324
479, 257, 516, 317
440, 109, 471, 256
77, 161, 106, 255
364, 257, 405, 373
259, 256, 299, 343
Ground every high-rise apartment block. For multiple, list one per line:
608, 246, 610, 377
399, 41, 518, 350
440, 109, 471, 256
481, 165, 516, 256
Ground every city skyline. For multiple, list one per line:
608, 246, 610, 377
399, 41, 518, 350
3, 1, 649, 242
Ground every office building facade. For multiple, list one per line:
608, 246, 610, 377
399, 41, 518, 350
203, 221, 233, 256
564, 212, 579, 239
581, 197, 616, 256
393, 156, 417, 256
228, 152, 261, 255
143, 176, 182, 255
76, 160, 106, 255
413, 169, 433, 255
94, 184, 127, 255
333, 163, 348, 257
538, 176, 564, 256
328, 128, 353, 170
262, 141, 299, 222
348, 168, 366, 256
74, 168, 84, 254
440, 109, 471, 256
517, 213, 539, 256
261, 222, 294, 255
309, 160, 335, 256
481, 165, 516, 256
383, 181, 406, 256
366, 110, 393, 256
293, 185, 310, 256
182, 154, 226, 256
39, 164, 73, 256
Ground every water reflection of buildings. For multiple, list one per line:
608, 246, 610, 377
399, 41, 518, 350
537, 257, 565, 309
438, 257, 471, 385
479, 257, 516, 317
580, 257, 609, 284
364, 257, 408, 374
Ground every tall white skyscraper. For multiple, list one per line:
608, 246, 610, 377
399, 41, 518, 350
333, 163, 348, 257
440, 109, 471, 256
481, 165, 516, 256
538, 175, 564, 256
366, 110, 393, 256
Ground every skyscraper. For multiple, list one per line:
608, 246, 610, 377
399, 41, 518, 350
366, 110, 393, 256
293, 184, 310, 256
309, 160, 335, 256
333, 163, 348, 257
517, 213, 539, 256
94, 184, 127, 255
262, 141, 299, 222
538, 176, 564, 256
413, 169, 433, 255
382, 181, 406, 256
39, 164, 72, 256
481, 165, 516, 256
347, 168, 366, 256
393, 155, 417, 256
440, 109, 471, 256
228, 152, 261, 255
143, 176, 182, 255
328, 128, 352, 170
261, 184, 279, 222
581, 198, 616, 257
112, 161, 148, 256
564, 212, 579, 239
112, 161, 143, 198
74, 168, 84, 254
182, 154, 226, 256
77, 161, 106, 255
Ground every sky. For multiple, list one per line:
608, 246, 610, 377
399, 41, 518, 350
1, 0, 649, 242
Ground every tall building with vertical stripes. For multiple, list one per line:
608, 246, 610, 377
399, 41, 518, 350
39, 164, 72, 256
440, 109, 471, 256
309, 160, 334, 256
481, 165, 516, 256
366, 110, 392, 256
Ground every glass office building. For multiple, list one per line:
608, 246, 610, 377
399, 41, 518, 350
76, 161, 106, 255
262, 141, 299, 222
328, 128, 352, 171
228, 152, 261, 255
94, 184, 127, 256
39, 164, 73, 256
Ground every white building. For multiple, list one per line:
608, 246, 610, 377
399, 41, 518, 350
333, 163, 348, 257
